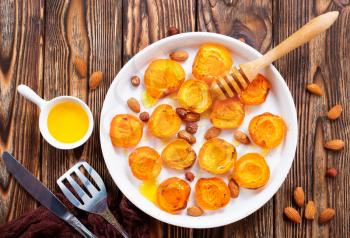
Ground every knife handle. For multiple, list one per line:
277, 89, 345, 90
66, 214, 97, 238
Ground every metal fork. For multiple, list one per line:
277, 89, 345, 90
57, 161, 129, 238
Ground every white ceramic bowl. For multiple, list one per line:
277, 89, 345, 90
100, 32, 298, 228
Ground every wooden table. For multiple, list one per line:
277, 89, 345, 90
1, 1, 349, 237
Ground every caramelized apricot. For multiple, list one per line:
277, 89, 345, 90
157, 177, 191, 213
199, 138, 236, 174
144, 59, 185, 99
110, 114, 143, 148
240, 74, 271, 105
210, 98, 245, 129
248, 113, 286, 148
161, 139, 196, 170
195, 177, 230, 210
129, 146, 161, 181
192, 43, 233, 85
232, 153, 270, 189
148, 104, 181, 138
177, 79, 212, 113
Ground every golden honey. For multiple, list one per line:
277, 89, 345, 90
139, 180, 158, 203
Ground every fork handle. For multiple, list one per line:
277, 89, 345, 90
101, 208, 129, 238
66, 215, 97, 238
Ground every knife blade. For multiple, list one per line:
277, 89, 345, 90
2, 152, 96, 238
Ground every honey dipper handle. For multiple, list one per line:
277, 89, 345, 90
239, 11, 339, 80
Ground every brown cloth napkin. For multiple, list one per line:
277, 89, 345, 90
0, 192, 150, 238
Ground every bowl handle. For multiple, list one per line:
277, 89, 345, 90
17, 84, 47, 110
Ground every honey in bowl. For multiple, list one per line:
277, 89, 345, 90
47, 101, 89, 143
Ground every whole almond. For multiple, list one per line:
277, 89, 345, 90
318, 208, 335, 224
177, 130, 196, 144
284, 207, 301, 224
139, 111, 149, 122
89, 71, 103, 90
187, 206, 203, 217
73, 56, 87, 78
168, 26, 179, 36
184, 112, 200, 122
185, 171, 195, 182
228, 179, 239, 198
185, 122, 198, 134
327, 104, 342, 120
325, 167, 337, 177
234, 131, 250, 144
130, 75, 140, 87
324, 139, 345, 151
127, 97, 140, 113
305, 201, 316, 220
293, 187, 305, 207
204, 127, 221, 140
306, 83, 323, 96
176, 107, 188, 119
169, 50, 189, 62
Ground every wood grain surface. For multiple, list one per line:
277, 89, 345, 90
0, 0, 349, 237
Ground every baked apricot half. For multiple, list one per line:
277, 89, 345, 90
157, 177, 191, 213
192, 43, 233, 85
161, 139, 196, 170
148, 104, 181, 138
195, 177, 230, 210
240, 74, 271, 105
248, 112, 286, 148
210, 98, 245, 129
232, 153, 270, 189
128, 146, 161, 181
199, 138, 237, 174
177, 79, 212, 113
144, 59, 186, 99
110, 114, 143, 148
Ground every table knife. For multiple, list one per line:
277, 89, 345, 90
2, 152, 97, 238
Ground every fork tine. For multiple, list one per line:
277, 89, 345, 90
81, 162, 106, 193
66, 175, 91, 204
57, 178, 82, 207
74, 168, 99, 195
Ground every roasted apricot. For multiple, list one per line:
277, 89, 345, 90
232, 153, 270, 189
199, 138, 236, 174
110, 114, 143, 148
210, 98, 245, 129
192, 43, 233, 85
148, 104, 181, 138
248, 112, 286, 148
161, 139, 196, 170
195, 177, 230, 210
240, 74, 271, 105
177, 79, 212, 113
128, 146, 161, 181
144, 59, 186, 99
157, 177, 191, 213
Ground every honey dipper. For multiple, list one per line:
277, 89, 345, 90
211, 11, 339, 100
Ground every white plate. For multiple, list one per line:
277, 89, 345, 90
100, 32, 298, 228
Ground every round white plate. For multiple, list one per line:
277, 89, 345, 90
100, 32, 298, 229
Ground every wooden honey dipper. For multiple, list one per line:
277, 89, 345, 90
211, 11, 339, 100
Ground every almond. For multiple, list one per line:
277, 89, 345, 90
306, 83, 323, 96
187, 206, 203, 217
327, 104, 342, 120
325, 167, 337, 177
168, 26, 179, 36
176, 107, 188, 119
139, 112, 149, 122
185, 171, 195, 182
185, 122, 198, 134
130, 75, 140, 87
73, 56, 87, 78
234, 131, 250, 144
305, 201, 316, 220
204, 127, 221, 140
228, 179, 239, 198
127, 97, 140, 113
318, 208, 335, 224
284, 207, 301, 224
89, 71, 103, 90
169, 50, 189, 62
293, 187, 305, 207
184, 112, 200, 122
324, 139, 345, 151
177, 130, 196, 144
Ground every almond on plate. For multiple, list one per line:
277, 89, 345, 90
318, 208, 335, 224
169, 50, 189, 62
324, 139, 345, 151
127, 97, 141, 113
284, 207, 301, 224
228, 179, 239, 198
293, 187, 305, 207
204, 127, 221, 140
327, 104, 342, 120
304, 201, 316, 220
187, 206, 203, 217
234, 131, 250, 144
306, 83, 323, 96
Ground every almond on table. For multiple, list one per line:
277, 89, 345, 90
293, 187, 305, 207
318, 208, 335, 224
89, 71, 103, 90
324, 139, 345, 151
327, 104, 342, 120
305, 201, 316, 220
73, 56, 87, 78
306, 83, 323, 96
284, 207, 301, 224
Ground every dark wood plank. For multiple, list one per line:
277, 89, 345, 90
273, 1, 349, 238
0, 0, 44, 222
123, 0, 196, 237
197, 1, 273, 237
